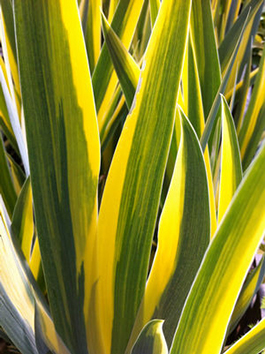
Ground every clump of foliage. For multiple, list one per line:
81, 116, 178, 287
0, 0, 265, 353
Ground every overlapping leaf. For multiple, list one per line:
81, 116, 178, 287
127, 111, 210, 350
13, 1, 100, 352
171, 143, 265, 354
96, 1, 191, 353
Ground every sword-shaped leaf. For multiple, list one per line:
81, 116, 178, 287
239, 43, 265, 170
190, 0, 221, 117
149, 0, 160, 28
171, 143, 265, 354
97, 1, 191, 353
218, 96, 242, 223
182, 33, 217, 236
127, 110, 210, 350
13, 1, 100, 352
92, 0, 144, 128
228, 256, 265, 334
219, 0, 264, 93
101, 13, 140, 108
79, 0, 101, 73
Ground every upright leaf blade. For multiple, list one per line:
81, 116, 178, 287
127, 110, 210, 350
239, 43, 265, 170
0, 134, 17, 217
97, 1, 191, 353
190, 0, 221, 117
171, 144, 265, 354
101, 13, 140, 108
92, 0, 145, 127
13, 1, 100, 352
218, 96, 242, 223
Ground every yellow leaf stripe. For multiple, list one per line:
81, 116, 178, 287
127, 111, 210, 351
96, 1, 192, 353
14, 1, 100, 352
218, 96, 242, 223
171, 144, 265, 354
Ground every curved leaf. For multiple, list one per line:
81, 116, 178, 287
171, 143, 265, 354
96, 1, 191, 353
131, 320, 168, 354
127, 110, 210, 350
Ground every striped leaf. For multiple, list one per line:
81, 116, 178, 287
96, 1, 191, 353
219, 0, 264, 93
228, 256, 265, 334
0, 0, 21, 110
11, 177, 42, 283
101, 13, 140, 108
0, 199, 70, 354
0, 59, 18, 153
171, 143, 265, 354
131, 320, 168, 354
108, 0, 120, 22
13, 1, 100, 352
218, 0, 263, 74
92, 0, 144, 128
190, 0, 221, 117
182, 33, 217, 236
225, 318, 265, 354
127, 110, 210, 350
200, 15, 247, 152
0, 133, 17, 217
11, 177, 33, 262
79, 0, 101, 73
218, 96, 242, 223
7, 153, 25, 195
0, 67, 29, 176
149, 0, 160, 27
239, 41, 265, 170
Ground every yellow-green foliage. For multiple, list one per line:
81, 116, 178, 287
0, 1, 265, 354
